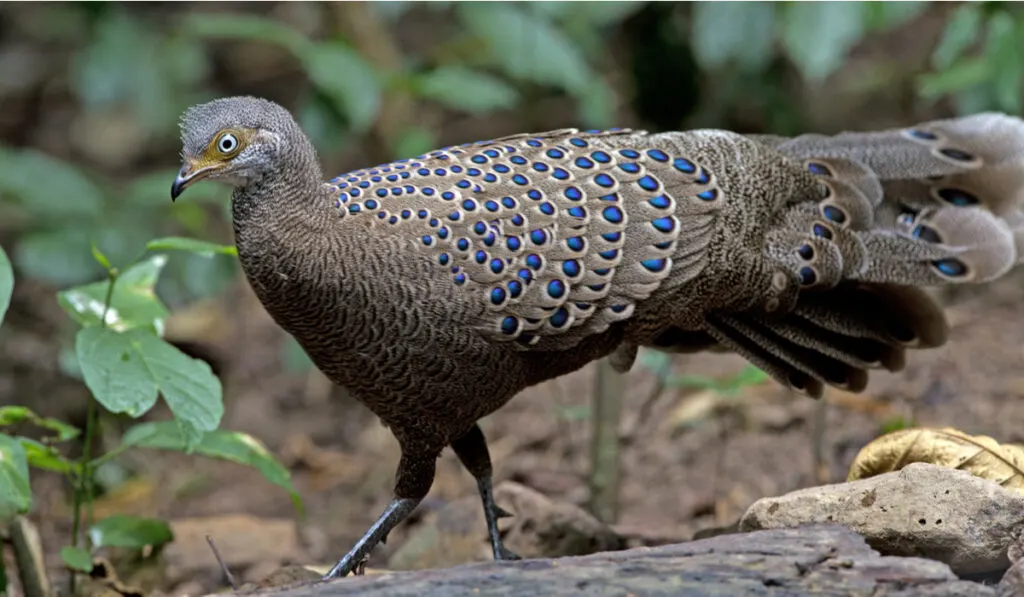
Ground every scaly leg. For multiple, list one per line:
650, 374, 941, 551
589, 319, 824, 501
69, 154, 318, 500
322, 450, 436, 580
451, 424, 521, 561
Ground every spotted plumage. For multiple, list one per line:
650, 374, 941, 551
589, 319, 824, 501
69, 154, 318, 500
326, 128, 721, 350
172, 98, 1024, 581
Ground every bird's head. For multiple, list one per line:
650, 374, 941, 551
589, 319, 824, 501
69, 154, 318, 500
171, 96, 300, 201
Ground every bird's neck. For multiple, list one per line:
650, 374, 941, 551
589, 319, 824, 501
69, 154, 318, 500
229, 146, 342, 306
230, 141, 333, 249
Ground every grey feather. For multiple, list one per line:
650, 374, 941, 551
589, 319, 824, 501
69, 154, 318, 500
171, 97, 1024, 575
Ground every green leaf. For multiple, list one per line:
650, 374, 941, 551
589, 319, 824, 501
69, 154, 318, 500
691, 1, 776, 72
0, 433, 31, 514
182, 14, 381, 132
88, 515, 174, 549
863, 1, 928, 31
392, 126, 437, 162
124, 421, 302, 513
0, 245, 11, 327
984, 11, 1022, 113
459, 3, 591, 94
57, 255, 169, 333
781, 2, 866, 82
298, 42, 382, 134
60, 546, 94, 573
146, 237, 237, 257
0, 406, 80, 442
76, 328, 223, 446
917, 57, 991, 99
931, 4, 982, 70
0, 146, 104, 219
90, 243, 113, 272
15, 229, 101, 287
180, 13, 307, 54
19, 438, 75, 474
417, 67, 519, 113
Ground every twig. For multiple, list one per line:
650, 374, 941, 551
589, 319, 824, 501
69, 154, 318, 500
619, 355, 675, 447
586, 358, 625, 523
206, 535, 238, 591
811, 392, 830, 485
9, 517, 52, 597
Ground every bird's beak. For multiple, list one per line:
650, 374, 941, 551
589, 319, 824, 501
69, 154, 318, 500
171, 160, 219, 202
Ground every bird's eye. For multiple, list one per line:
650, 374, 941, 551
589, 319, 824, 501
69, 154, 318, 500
217, 133, 239, 154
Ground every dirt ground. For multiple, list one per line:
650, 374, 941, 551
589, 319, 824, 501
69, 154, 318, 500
5, 261, 1024, 596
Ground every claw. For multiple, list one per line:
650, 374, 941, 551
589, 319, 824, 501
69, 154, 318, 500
493, 505, 514, 519
380, 532, 389, 545
495, 545, 521, 561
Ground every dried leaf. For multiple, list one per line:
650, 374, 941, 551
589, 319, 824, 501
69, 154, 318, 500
847, 427, 1024, 494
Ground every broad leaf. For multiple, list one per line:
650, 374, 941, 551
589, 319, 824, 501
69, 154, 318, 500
781, 2, 866, 82
984, 11, 1022, 113
691, 2, 776, 72
417, 67, 519, 113
0, 433, 31, 514
459, 3, 591, 94
180, 13, 307, 54
848, 427, 1024, 493
59, 546, 94, 573
931, 4, 982, 70
124, 421, 302, 512
57, 255, 169, 333
0, 406, 80, 441
76, 328, 223, 447
0, 245, 11, 327
299, 42, 381, 134
0, 146, 104, 219
88, 514, 174, 549
146, 236, 237, 257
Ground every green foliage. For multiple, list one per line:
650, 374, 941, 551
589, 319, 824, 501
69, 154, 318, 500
123, 421, 303, 512
416, 67, 520, 114
59, 546, 94, 573
76, 327, 223, 444
0, 434, 31, 515
918, 4, 1024, 114
638, 350, 770, 397
182, 14, 381, 134
58, 255, 169, 334
88, 515, 174, 549
0, 246, 11, 327
0, 236, 300, 589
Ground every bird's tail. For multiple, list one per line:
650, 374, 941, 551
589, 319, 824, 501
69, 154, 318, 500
697, 114, 1024, 397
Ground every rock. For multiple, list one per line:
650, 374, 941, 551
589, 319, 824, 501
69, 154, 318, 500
230, 525, 995, 597
386, 481, 623, 570
739, 462, 1024, 576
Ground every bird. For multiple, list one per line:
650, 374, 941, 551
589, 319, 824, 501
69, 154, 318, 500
171, 96, 1024, 580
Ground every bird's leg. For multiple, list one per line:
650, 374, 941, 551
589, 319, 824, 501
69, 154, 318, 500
451, 424, 521, 561
322, 450, 436, 580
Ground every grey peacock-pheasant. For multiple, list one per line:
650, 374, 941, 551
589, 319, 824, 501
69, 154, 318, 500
171, 97, 1024, 579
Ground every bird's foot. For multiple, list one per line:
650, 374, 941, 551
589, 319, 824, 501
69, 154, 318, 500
320, 498, 420, 581
494, 543, 521, 561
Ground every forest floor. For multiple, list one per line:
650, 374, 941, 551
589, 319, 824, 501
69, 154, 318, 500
5, 265, 1024, 596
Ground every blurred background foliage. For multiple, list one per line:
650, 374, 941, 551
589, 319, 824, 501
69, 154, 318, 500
0, 0, 1022, 369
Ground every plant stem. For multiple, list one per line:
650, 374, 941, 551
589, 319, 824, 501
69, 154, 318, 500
69, 268, 117, 595
587, 358, 625, 523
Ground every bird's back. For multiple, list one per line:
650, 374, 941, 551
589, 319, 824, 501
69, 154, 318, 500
317, 114, 1023, 401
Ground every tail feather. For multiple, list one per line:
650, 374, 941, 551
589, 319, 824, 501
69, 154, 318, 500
653, 114, 1021, 396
